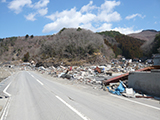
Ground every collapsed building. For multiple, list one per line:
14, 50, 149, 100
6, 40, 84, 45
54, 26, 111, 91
128, 54, 160, 98
36, 56, 160, 98
103, 54, 160, 98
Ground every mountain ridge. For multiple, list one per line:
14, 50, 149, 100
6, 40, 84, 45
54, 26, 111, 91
128, 29, 160, 41
0, 28, 159, 65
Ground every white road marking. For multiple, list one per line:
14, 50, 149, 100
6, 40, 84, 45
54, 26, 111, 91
28, 72, 89, 119
0, 97, 11, 120
28, 72, 44, 85
1, 81, 12, 120
35, 79, 44, 85
110, 94, 160, 111
3, 82, 12, 97
56, 96, 90, 120
1, 72, 21, 120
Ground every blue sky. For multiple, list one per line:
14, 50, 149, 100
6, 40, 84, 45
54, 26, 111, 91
0, 0, 160, 38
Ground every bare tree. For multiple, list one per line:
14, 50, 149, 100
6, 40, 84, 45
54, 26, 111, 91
40, 28, 114, 61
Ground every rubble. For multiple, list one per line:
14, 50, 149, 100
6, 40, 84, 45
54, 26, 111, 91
35, 58, 152, 93
32, 57, 160, 100
1, 57, 159, 100
107, 81, 126, 95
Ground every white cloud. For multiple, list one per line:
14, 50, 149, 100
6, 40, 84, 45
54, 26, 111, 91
125, 13, 145, 20
46, 7, 78, 21
43, 7, 97, 33
43, 0, 121, 33
24, 13, 37, 21
34, 0, 49, 9
97, 11, 121, 22
79, 23, 95, 31
100, 0, 120, 13
113, 27, 142, 34
8, 0, 32, 14
38, 8, 48, 16
8, 0, 49, 20
97, 0, 121, 22
96, 23, 112, 32
80, 13, 96, 23
80, 1, 96, 13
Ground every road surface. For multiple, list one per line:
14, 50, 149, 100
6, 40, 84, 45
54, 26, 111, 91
0, 71, 160, 120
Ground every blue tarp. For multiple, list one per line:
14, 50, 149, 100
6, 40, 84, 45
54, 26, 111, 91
107, 81, 125, 95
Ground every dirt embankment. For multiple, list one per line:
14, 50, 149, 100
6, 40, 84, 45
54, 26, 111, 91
0, 67, 15, 82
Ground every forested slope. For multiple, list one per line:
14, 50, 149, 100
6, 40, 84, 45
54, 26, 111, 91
0, 28, 159, 66
98, 31, 145, 59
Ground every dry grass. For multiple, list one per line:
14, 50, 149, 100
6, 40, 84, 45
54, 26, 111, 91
64, 59, 86, 66
0, 67, 15, 82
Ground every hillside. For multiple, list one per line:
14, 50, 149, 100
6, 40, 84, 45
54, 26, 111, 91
115, 35, 144, 59
128, 30, 159, 41
127, 30, 160, 58
141, 33, 160, 57
98, 31, 145, 59
151, 33, 160, 54
0, 35, 48, 62
0, 28, 159, 66
40, 28, 115, 65
97, 30, 121, 46
128, 30, 160, 57
0, 28, 115, 65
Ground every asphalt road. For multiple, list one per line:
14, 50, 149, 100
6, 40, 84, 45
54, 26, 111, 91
1, 71, 160, 120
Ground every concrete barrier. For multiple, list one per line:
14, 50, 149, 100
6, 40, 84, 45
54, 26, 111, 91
128, 70, 160, 97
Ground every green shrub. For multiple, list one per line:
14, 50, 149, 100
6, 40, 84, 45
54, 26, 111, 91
22, 52, 30, 62
25, 34, 29, 39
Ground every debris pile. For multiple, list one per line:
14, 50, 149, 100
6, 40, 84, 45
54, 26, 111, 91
1, 57, 159, 99
45, 65, 108, 85
106, 80, 156, 99
36, 58, 151, 91
33, 57, 160, 99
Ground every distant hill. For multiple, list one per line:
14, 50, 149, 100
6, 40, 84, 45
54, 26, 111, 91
128, 29, 159, 41
39, 28, 115, 65
97, 30, 122, 38
0, 35, 48, 63
97, 30, 121, 46
128, 30, 160, 57
141, 32, 160, 57
98, 31, 145, 59
0, 28, 115, 65
0, 28, 159, 66
126, 29, 160, 58
151, 33, 160, 54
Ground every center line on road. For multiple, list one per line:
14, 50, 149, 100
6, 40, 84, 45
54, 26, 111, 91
28, 72, 44, 86
36, 79, 44, 85
56, 95, 90, 120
